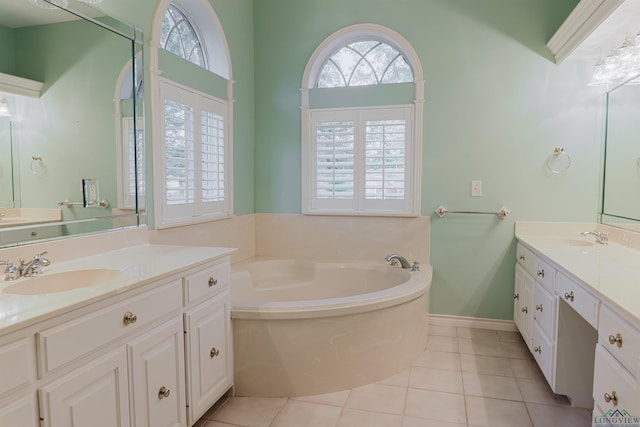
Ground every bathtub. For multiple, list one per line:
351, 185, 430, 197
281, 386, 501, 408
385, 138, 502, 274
231, 258, 432, 397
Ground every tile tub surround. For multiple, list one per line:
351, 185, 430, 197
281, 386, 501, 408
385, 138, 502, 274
254, 213, 429, 264
194, 326, 592, 427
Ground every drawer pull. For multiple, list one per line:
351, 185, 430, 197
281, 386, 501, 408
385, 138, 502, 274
208, 277, 218, 287
158, 386, 171, 399
521, 307, 528, 314
608, 333, 623, 348
210, 347, 220, 358
564, 291, 574, 302
604, 391, 618, 406
537, 269, 544, 278
519, 255, 525, 261
123, 311, 137, 325
535, 304, 543, 312
31, 232, 37, 237
534, 346, 541, 354
513, 293, 519, 300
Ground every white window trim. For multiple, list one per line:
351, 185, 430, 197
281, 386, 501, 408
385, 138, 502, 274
150, 0, 234, 230
301, 24, 424, 217
155, 77, 233, 228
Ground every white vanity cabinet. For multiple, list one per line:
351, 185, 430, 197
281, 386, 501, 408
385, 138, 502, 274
514, 243, 596, 408
0, 251, 233, 427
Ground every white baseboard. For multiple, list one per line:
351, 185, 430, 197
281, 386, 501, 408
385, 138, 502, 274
428, 313, 517, 332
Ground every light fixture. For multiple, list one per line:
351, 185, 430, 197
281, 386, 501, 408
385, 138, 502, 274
0, 98, 11, 118
589, 32, 640, 87
28, 0, 69, 9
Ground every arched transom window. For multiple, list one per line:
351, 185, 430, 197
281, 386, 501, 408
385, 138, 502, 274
317, 41, 413, 88
161, 4, 207, 69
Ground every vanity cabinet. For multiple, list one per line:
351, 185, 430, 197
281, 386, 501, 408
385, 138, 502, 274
0, 253, 233, 427
514, 243, 597, 408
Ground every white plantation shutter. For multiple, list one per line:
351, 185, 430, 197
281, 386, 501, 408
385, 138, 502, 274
307, 106, 414, 214
160, 80, 229, 224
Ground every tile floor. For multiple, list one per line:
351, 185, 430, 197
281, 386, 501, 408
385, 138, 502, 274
194, 325, 593, 427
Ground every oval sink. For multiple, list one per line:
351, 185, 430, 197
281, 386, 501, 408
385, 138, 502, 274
3, 269, 124, 295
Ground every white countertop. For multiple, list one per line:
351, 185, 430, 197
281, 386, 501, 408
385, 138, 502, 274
515, 223, 640, 327
0, 243, 235, 334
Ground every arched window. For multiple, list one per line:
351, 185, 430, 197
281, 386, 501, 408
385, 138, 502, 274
152, 0, 233, 228
301, 24, 424, 217
317, 41, 413, 88
161, 4, 207, 69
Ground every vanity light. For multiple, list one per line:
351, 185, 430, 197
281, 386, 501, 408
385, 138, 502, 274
589, 32, 640, 87
28, 0, 69, 9
0, 98, 10, 118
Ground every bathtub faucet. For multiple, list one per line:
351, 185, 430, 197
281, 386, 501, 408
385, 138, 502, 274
385, 254, 420, 271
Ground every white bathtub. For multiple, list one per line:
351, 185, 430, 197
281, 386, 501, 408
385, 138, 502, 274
231, 258, 432, 397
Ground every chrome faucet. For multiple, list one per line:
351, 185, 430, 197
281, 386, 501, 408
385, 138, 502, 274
0, 260, 19, 280
385, 254, 420, 271
580, 230, 608, 245
18, 251, 51, 277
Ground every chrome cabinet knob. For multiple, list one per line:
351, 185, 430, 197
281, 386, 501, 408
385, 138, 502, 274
208, 277, 218, 287
158, 386, 171, 399
604, 391, 618, 406
564, 291, 574, 302
513, 293, 519, 300
535, 304, 543, 312
537, 269, 544, 278
210, 347, 220, 358
521, 307, 528, 314
608, 333, 623, 348
519, 255, 525, 261
534, 346, 541, 353
123, 311, 137, 325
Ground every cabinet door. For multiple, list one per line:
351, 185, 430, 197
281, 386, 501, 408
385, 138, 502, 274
129, 317, 186, 427
0, 393, 39, 427
514, 264, 534, 350
184, 293, 232, 424
39, 346, 130, 427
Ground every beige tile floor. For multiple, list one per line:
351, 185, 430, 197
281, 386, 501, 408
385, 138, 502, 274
195, 325, 593, 427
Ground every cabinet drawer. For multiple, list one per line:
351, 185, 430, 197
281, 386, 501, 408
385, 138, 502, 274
0, 336, 36, 397
555, 271, 599, 328
0, 225, 61, 245
534, 283, 556, 339
38, 279, 182, 375
593, 344, 638, 414
183, 259, 230, 304
532, 323, 556, 389
516, 244, 554, 293
598, 305, 640, 377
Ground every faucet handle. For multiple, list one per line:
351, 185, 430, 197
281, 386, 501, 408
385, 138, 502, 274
35, 251, 51, 266
0, 260, 19, 281
411, 261, 420, 271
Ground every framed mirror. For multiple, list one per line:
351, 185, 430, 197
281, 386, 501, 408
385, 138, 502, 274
600, 74, 640, 232
0, 0, 144, 247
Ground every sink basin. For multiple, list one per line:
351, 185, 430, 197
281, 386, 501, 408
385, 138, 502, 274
2, 269, 124, 295
536, 238, 596, 248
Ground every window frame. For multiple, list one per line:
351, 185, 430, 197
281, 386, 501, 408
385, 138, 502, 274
301, 24, 424, 217
157, 78, 232, 227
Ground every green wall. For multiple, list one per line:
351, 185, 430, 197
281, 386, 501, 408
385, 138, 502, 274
252, 0, 603, 320
0, 25, 15, 74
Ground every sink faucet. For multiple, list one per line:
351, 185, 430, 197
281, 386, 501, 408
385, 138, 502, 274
18, 251, 51, 277
385, 254, 420, 271
0, 260, 19, 280
580, 230, 608, 245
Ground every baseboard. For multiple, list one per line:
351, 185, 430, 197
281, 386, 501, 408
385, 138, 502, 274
429, 313, 517, 332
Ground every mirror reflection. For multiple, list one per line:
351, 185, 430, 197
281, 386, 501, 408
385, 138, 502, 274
0, 0, 144, 247
601, 75, 640, 231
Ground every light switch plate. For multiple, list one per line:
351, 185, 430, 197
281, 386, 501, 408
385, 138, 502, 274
471, 180, 482, 197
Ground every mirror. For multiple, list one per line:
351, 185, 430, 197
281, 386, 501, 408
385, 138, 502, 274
0, 0, 144, 247
601, 74, 640, 232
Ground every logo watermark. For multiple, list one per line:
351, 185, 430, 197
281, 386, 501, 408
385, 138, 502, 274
594, 409, 640, 427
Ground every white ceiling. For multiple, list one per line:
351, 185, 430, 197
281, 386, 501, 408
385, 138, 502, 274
570, 0, 640, 60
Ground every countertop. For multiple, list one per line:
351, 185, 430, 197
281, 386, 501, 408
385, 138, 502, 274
0, 243, 235, 334
515, 223, 640, 328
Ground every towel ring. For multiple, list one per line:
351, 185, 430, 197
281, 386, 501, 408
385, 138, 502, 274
546, 146, 570, 174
